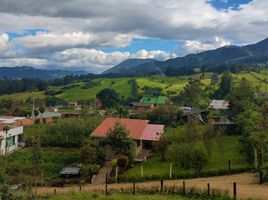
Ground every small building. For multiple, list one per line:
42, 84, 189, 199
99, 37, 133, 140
0, 116, 30, 155
60, 167, 81, 178
36, 111, 62, 123
91, 118, 164, 157
208, 100, 229, 116
68, 102, 78, 109
139, 96, 169, 106
131, 102, 155, 111
208, 100, 229, 110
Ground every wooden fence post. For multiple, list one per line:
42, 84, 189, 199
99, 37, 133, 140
160, 180, 163, 194
141, 165, 144, 177
105, 173, 108, 195
207, 183, 210, 196
115, 167, 118, 183
228, 160, 231, 174
259, 169, 263, 185
79, 186, 82, 192
133, 182, 136, 195
233, 182, 237, 200
53, 188, 56, 195
169, 163, 172, 179
182, 181, 186, 195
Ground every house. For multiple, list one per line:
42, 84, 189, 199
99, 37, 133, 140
91, 118, 164, 157
139, 96, 169, 106
208, 100, 229, 116
131, 102, 155, 111
36, 111, 62, 123
0, 116, 31, 155
208, 100, 229, 110
68, 102, 78, 109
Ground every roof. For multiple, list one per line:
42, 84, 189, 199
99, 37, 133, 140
91, 118, 164, 141
140, 96, 168, 105
0, 116, 26, 125
140, 124, 164, 141
208, 100, 229, 110
131, 102, 154, 107
60, 167, 80, 175
36, 111, 62, 119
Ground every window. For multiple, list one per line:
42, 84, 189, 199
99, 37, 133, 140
6, 136, 15, 147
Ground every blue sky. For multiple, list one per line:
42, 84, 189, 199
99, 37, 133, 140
0, 0, 266, 72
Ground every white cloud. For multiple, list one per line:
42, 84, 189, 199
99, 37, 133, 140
0, 0, 267, 72
12, 32, 133, 51
51, 48, 176, 72
134, 49, 177, 60
182, 36, 231, 54
0, 58, 48, 67
0, 33, 10, 52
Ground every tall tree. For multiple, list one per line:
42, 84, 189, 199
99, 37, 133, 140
105, 122, 135, 162
96, 88, 120, 108
216, 72, 233, 98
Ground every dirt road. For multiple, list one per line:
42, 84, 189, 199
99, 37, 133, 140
37, 173, 268, 200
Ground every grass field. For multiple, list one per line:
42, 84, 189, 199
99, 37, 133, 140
125, 135, 247, 177
56, 78, 132, 101
0, 91, 45, 100
0, 70, 266, 102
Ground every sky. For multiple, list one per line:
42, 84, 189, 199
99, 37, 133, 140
0, 0, 267, 73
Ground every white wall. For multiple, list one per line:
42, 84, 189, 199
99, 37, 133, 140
0, 126, 23, 155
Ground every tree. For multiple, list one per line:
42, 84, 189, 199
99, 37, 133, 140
236, 105, 267, 169
96, 88, 120, 108
105, 122, 135, 162
156, 134, 169, 162
215, 72, 232, 98
191, 146, 208, 176
22, 138, 43, 197
172, 142, 192, 168
80, 140, 98, 164
3, 126, 10, 156
228, 78, 255, 117
39, 106, 45, 123
176, 79, 206, 107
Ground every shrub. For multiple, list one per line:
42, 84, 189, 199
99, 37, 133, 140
117, 157, 129, 170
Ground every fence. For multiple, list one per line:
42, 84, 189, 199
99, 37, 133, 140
46, 180, 238, 200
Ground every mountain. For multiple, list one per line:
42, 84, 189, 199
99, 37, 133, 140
102, 58, 156, 74
104, 37, 268, 76
0, 66, 85, 80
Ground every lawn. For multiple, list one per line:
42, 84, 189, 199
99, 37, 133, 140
125, 134, 247, 177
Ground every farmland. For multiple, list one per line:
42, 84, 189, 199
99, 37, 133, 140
0, 70, 267, 102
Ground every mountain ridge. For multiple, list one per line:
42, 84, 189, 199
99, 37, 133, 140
104, 37, 268, 76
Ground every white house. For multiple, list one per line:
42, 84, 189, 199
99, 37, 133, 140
0, 116, 29, 155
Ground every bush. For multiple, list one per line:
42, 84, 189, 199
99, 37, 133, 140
117, 157, 129, 170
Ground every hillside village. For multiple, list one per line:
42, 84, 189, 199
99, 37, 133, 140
0, 69, 267, 199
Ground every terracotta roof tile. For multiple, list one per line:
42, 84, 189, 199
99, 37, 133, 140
91, 118, 150, 140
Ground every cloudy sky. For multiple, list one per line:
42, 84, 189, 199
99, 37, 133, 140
0, 0, 267, 73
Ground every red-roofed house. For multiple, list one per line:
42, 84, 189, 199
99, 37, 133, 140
91, 118, 164, 156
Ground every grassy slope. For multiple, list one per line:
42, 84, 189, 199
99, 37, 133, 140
56, 78, 132, 101
0, 91, 45, 100
125, 134, 246, 177
0, 71, 266, 102
6, 148, 79, 179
